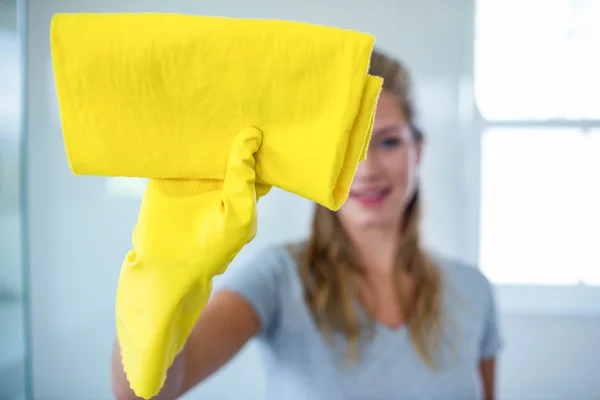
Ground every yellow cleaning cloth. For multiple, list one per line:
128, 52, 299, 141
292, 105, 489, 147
49, 13, 383, 399
49, 13, 382, 210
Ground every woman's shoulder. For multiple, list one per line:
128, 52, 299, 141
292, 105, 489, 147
226, 240, 306, 288
248, 240, 305, 269
214, 241, 307, 339
430, 252, 494, 302
217, 240, 306, 302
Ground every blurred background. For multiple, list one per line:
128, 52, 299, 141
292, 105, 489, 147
1, 0, 599, 399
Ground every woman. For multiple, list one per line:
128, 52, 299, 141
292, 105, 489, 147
112, 50, 502, 400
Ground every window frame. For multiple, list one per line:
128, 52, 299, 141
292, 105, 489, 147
468, 116, 600, 316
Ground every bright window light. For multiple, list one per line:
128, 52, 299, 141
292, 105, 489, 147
475, 0, 600, 121
479, 129, 600, 285
476, 0, 600, 287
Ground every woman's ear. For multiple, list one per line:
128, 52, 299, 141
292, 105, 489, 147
415, 140, 423, 166
411, 126, 424, 166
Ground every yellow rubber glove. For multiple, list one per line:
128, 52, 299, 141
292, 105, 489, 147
115, 127, 269, 399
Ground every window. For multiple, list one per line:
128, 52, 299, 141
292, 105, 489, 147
480, 129, 600, 285
476, 0, 600, 286
475, 0, 600, 121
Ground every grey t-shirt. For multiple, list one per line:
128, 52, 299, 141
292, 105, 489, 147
219, 244, 502, 400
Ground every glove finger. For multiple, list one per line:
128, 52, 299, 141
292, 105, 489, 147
221, 126, 262, 227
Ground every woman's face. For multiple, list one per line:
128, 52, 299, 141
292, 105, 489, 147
338, 91, 421, 230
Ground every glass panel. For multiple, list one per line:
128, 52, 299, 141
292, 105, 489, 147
479, 128, 588, 284
563, 37, 600, 119
0, 0, 28, 398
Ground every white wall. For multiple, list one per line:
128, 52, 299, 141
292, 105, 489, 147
25, 0, 600, 399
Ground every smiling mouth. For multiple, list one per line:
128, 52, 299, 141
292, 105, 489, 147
348, 187, 392, 206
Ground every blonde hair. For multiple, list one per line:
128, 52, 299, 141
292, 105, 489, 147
297, 49, 442, 366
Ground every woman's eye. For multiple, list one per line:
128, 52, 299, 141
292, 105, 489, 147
380, 137, 402, 149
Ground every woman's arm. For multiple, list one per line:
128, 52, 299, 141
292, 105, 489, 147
480, 357, 496, 400
477, 268, 502, 400
111, 290, 260, 399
